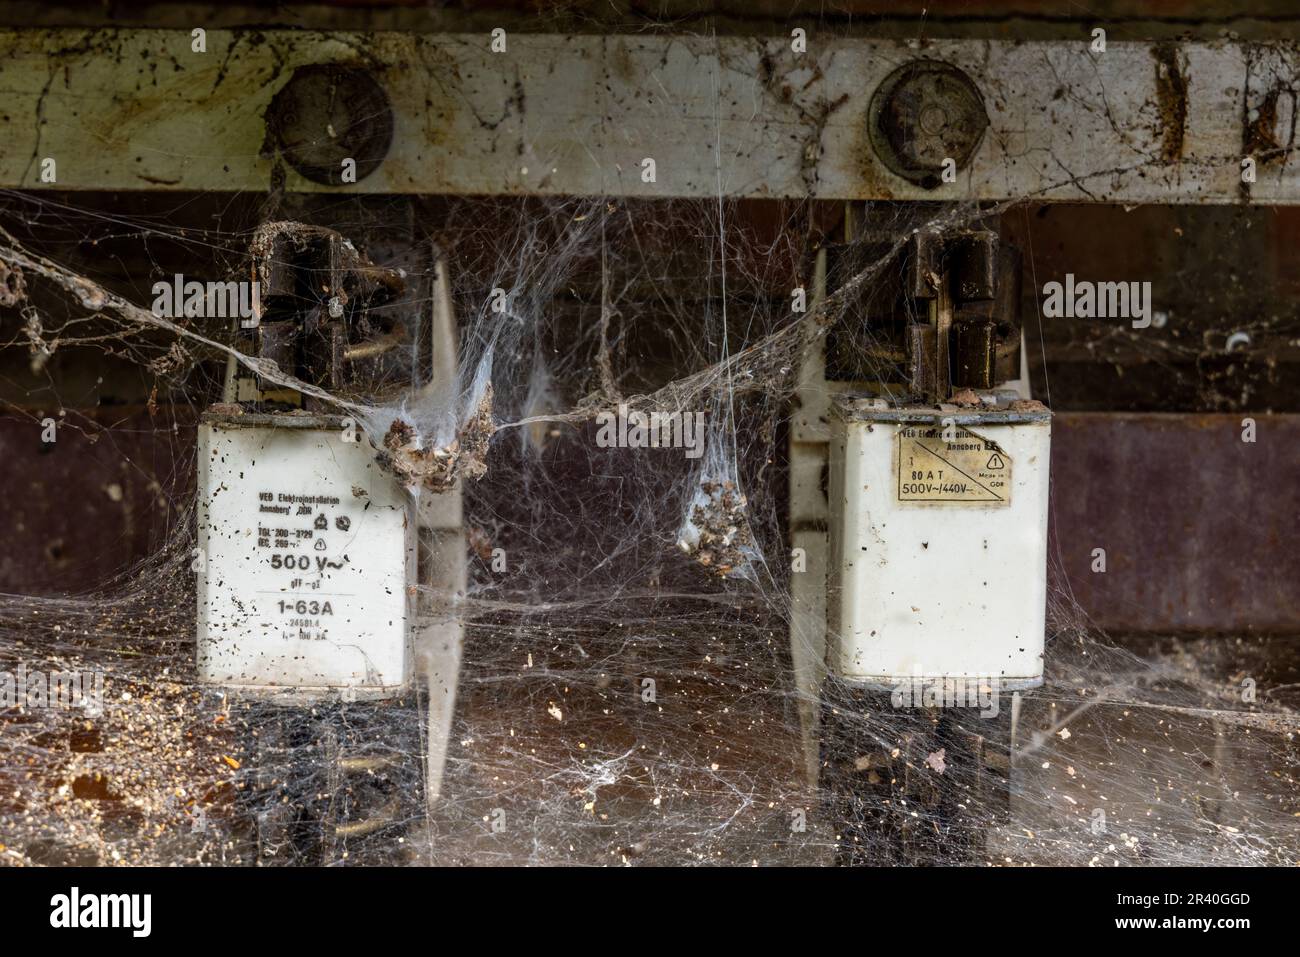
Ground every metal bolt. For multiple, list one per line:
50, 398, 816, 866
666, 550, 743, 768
265, 65, 394, 186
868, 60, 989, 189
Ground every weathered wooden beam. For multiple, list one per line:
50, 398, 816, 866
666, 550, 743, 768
1, 29, 1297, 202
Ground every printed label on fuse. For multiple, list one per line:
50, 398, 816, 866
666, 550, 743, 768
254, 490, 355, 640
894, 425, 1011, 506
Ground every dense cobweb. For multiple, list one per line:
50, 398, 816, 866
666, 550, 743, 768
0, 177, 1295, 867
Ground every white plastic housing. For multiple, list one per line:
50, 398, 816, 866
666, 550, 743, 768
196, 413, 416, 699
827, 397, 1051, 688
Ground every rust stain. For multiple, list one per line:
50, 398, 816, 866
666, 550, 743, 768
852, 113, 897, 201
1245, 86, 1289, 164
1152, 43, 1188, 164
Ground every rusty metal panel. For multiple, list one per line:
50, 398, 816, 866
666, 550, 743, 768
1048, 412, 1300, 634
0, 30, 1295, 202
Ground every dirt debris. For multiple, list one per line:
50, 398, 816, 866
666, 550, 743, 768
376, 385, 495, 493
0, 259, 26, 307
680, 479, 754, 578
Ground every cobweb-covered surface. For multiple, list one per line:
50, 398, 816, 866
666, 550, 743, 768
0, 178, 1296, 866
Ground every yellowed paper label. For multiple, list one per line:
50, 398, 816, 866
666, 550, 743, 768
895, 425, 1011, 506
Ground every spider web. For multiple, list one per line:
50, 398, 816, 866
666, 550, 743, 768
0, 59, 1296, 868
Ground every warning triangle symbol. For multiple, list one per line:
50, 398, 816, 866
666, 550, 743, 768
986, 453, 1006, 470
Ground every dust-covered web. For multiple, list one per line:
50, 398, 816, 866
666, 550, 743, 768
0, 87, 1296, 867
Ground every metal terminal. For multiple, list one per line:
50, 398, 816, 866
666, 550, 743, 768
868, 60, 989, 188
265, 65, 395, 185
328, 745, 402, 839
953, 321, 996, 389
332, 801, 401, 839
337, 754, 400, 774
343, 332, 405, 363
905, 323, 939, 400
902, 228, 1020, 401
953, 231, 998, 301
229, 222, 408, 410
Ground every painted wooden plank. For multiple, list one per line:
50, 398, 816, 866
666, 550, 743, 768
0, 29, 1293, 202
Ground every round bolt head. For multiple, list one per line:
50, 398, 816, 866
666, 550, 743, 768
265, 65, 394, 186
868, 60, 989, 188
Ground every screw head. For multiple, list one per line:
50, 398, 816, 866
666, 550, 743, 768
868, 60, 989, 188
265, 65, 394, 185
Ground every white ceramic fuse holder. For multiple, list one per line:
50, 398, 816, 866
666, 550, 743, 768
827, 394, 1051, 689
196, 411, 416, 701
